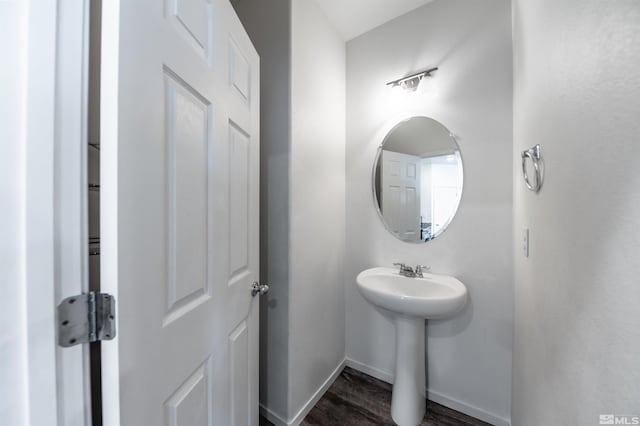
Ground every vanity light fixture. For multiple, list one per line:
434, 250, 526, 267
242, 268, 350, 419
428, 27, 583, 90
386, 67, 438, 92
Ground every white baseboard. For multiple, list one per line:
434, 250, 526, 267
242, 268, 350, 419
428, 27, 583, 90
345, 357, 511, 426
259, 404, 288, 426
427, 389, 511, 426
260, 358, 346, 426
288, 358, 346, 425
345, 357, 394, 383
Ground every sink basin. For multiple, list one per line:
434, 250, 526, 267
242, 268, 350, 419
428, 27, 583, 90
356, 267, 467, 319
355, 267, 467, 426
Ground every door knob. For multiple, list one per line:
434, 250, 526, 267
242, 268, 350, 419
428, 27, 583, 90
251, 281, 269, 297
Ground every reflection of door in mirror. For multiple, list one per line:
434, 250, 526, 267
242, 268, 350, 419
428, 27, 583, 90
428, 154, 462, 236
373, 117, 463, 243
380, 150, 422, 242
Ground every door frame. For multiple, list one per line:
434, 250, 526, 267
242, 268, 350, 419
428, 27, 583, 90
0, 0, 92, 424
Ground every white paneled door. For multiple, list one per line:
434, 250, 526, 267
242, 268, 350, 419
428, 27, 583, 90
100, 0, 260, 424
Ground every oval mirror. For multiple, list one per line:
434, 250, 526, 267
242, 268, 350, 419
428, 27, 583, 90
373, 116, 463, 243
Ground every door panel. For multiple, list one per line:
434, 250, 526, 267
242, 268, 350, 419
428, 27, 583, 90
381, 151, 422, 242
164, 69, 212, 324
164, 358, 213, 426
229, 38, 251, 102
229, 123, 251, 279
100, 0, 259, 424
229, 321, 250, 425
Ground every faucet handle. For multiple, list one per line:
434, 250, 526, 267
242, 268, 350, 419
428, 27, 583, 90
393, 262, 410, 273
415, 265, 430, 273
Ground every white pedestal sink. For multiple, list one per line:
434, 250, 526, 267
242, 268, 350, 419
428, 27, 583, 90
356, 267, 467, 426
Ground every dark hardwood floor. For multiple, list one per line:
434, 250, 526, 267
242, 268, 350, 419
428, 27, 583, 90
260, 367, 490, 425
260, 416, 276, 426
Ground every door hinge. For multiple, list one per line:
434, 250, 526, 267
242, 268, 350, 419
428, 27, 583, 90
57, 292, 116, 347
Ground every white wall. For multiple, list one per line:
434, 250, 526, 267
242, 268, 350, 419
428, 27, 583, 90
345, 1, 513, 424
290, 0, 346, 421
231, 0, 292, 420
1, 1, 68, 424
0, 2, 29, 423
512, 1, 640, 424
232, 0, 346, 423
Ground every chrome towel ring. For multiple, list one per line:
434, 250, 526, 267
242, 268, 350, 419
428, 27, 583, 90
521, 144, 543, 192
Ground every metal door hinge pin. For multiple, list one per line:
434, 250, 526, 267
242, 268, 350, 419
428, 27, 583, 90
57, 291, 116, 347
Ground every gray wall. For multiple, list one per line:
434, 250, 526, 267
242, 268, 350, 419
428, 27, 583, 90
231, 0, 291, 419
512, 0, 640, 424
345, 1, 513, 424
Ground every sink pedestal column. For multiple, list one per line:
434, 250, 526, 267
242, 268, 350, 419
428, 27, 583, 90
391, 316, 426, 426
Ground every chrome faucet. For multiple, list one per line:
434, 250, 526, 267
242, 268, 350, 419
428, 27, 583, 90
393, 263, 416, 277
415, 264, 430, 278
393, 263, 431, 278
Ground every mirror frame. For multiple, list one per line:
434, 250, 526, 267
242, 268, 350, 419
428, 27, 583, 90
371, 116, 464, 243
